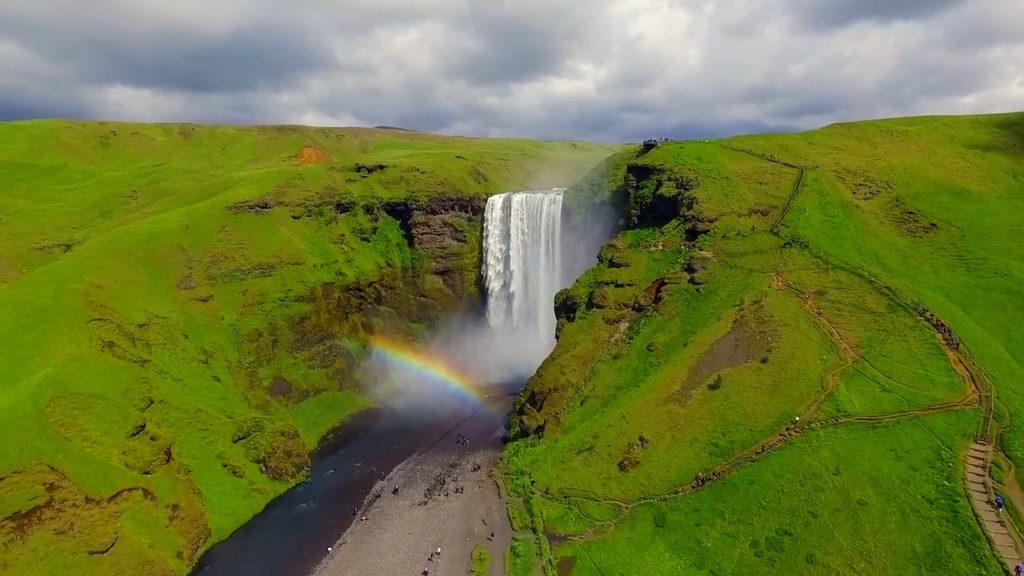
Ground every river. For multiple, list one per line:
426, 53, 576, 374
189, 406, 466, 576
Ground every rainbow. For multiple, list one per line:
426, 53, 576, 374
368, 335, 487, 407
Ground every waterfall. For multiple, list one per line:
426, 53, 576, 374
482, 190, 565, 351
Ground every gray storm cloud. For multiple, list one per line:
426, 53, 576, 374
0, 0, 1022, 141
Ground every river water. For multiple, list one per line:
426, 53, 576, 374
189, 408, 460, 576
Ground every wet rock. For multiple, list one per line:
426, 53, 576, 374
554, 289, 580, 322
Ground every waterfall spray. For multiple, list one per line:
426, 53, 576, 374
362, 186, 614, 409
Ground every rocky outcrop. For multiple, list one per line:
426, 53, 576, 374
623, 162, 697, 228
381, 196, 486, 307
239, 196, 487, 401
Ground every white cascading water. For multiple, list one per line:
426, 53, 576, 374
482, 190, 565, 353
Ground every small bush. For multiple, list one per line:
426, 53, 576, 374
471, 545, 490, 576
653, 508, 667, 528
618, 453, 640, 472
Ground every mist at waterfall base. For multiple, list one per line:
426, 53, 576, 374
361, 188, 616, 418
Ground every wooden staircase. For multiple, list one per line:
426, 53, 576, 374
966, 441, 1023, 573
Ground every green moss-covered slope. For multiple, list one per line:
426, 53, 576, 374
506, 112, 1024, 575
0, 120, 616, 575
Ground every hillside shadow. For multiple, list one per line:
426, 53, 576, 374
986, 114, 1024, 159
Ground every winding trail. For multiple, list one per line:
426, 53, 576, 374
527, 145, 1023, 572
538, 265, 1024, 574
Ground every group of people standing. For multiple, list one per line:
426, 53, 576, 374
420, 546, 442, 575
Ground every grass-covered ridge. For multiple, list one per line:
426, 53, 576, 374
506, 112, 1024, 575
0, 119, 616, 575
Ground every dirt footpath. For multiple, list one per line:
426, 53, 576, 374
313, 406, 511, 576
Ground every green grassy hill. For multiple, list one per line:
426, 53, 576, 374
0, 120, 615, 575
506, 112, 1024, 575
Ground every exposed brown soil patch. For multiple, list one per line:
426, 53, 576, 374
87, 317, 152, 367
269, 375, 294, 398
557, 556, 578, 576
33, 239, 79, 254
227, 198, 275, 214
834, 168, 892, 201
176, 274, 197, 291
672, 307, 772, 404
886, 196, 939, 236
295, 145, 329, 165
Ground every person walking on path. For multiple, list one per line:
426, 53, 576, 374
996, 494, 1006, 512
1013, 562, 1023, 576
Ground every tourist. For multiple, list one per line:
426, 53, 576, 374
996, 494, 1006, 511
1014, 563, 1023, 576
393, 484, 400, 495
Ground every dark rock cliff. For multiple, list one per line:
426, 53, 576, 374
387, 197, 486, 309
240, 196, 486, 409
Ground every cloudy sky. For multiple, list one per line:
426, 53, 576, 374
1, 0, 1021, 141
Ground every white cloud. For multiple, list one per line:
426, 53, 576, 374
0, 0, 1021, 141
